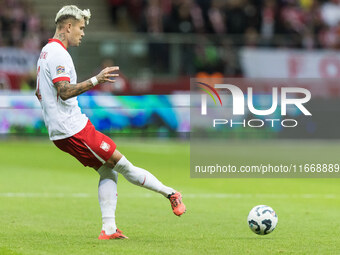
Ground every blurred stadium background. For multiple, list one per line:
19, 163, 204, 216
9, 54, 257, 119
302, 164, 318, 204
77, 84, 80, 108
2, 0, 340, 137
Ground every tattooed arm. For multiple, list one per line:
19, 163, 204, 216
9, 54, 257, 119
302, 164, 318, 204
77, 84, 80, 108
54, 66, 119, 100
55, 79, 93, 101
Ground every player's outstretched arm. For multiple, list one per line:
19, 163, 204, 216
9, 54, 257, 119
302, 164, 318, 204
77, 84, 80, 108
55, 66, 119, 100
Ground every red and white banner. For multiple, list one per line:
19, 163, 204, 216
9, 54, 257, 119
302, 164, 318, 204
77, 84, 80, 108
0, 47, 38, 74
0, 47, 39, 89
240, 48, 340, 78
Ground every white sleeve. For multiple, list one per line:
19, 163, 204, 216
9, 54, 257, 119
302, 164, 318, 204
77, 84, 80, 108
48, 51, 71, 84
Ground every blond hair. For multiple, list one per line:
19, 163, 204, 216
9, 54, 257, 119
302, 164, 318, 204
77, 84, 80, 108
55, 5, 91, 26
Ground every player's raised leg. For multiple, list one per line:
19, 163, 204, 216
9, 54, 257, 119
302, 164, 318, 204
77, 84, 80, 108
104, 149, 186, 216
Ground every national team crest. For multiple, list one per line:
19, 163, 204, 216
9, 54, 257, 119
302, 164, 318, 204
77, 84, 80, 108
56, 65, 65, 74
100, 141, 110, 152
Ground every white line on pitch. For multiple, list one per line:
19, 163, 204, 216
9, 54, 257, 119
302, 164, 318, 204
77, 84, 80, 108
0, 193, 338, 199
0, 193, 91, 198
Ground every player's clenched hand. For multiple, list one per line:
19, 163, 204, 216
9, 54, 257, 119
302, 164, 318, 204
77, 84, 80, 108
96, 66, 119, 84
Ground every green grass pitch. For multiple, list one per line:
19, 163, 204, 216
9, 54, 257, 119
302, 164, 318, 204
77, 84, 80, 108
0, 139, 339, 255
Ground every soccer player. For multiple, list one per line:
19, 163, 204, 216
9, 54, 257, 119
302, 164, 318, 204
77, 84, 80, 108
35, 5, 186, 240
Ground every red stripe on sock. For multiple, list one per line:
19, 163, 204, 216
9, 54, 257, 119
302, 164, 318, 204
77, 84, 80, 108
141, 176, 146, 185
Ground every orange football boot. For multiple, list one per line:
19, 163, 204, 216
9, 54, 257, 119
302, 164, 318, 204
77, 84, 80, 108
168, 192, 186, 216
98, 229, 128, 240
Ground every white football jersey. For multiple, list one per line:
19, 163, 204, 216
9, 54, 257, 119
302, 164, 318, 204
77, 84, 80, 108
36, 39, 88, 140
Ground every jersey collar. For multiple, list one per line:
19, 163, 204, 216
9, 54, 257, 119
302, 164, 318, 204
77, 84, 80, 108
48, 38, 67, 51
